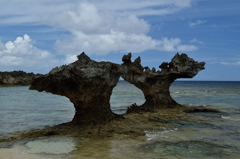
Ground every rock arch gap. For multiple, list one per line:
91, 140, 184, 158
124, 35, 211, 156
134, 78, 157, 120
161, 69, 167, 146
110, 80, 145, 114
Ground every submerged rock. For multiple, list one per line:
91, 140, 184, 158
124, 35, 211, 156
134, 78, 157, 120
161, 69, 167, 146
121, 53, 205, 112
30, 52, 122, 125
139, 140, 238, 158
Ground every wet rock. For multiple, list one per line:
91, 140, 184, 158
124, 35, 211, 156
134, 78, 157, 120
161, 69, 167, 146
121, 53, 205, 112
30, 52, 122, 125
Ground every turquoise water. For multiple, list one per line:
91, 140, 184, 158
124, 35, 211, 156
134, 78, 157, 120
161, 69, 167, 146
0, 81, 240, 158
0, 86, 74, 134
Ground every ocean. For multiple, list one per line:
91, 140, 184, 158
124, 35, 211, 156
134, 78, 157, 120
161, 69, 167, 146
0, 81, 240, 158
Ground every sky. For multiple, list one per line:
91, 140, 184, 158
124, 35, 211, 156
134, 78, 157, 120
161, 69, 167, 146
0, 0, 239, 81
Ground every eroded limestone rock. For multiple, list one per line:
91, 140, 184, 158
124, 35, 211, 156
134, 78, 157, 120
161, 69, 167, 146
30, 52, 205, 125
121, 53, 205, 112
30, 52, 122, 125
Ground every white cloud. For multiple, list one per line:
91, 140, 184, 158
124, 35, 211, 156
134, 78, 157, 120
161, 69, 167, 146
0, 0, 193, 24
64, 54, 78, 64
220, 61, 240, 65
93, 0, 192, 16
210, 60, 240, 66
190, 38, 204, 44
176, 44, 198, 51
55, 30, 198, 56
0, 34, 60, 73
51, 2, 197, 56
48, 2, 150, 34
0, 0, 198, 68
0, 0, 74, 24
189, 19, 207, 27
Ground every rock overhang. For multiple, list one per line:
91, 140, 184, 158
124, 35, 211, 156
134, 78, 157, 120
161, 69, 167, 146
30, 52, 205, 125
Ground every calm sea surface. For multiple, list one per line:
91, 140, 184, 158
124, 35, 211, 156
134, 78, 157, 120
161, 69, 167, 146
0, 81, 240, 158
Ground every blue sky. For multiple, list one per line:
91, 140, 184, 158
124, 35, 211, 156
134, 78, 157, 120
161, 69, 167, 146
0, 0, 239, 81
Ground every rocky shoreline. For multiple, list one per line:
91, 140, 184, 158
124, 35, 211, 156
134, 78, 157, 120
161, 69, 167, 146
0, 53, 234, 159
0, 71, 40, 86
0, 106, 222, 143
0, 52, 222, 143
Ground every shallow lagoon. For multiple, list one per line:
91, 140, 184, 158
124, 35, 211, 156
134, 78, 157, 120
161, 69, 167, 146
0, 81, 240, 158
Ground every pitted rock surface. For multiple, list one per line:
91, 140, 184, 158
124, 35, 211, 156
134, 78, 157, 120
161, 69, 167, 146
30, 52, 205, 125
